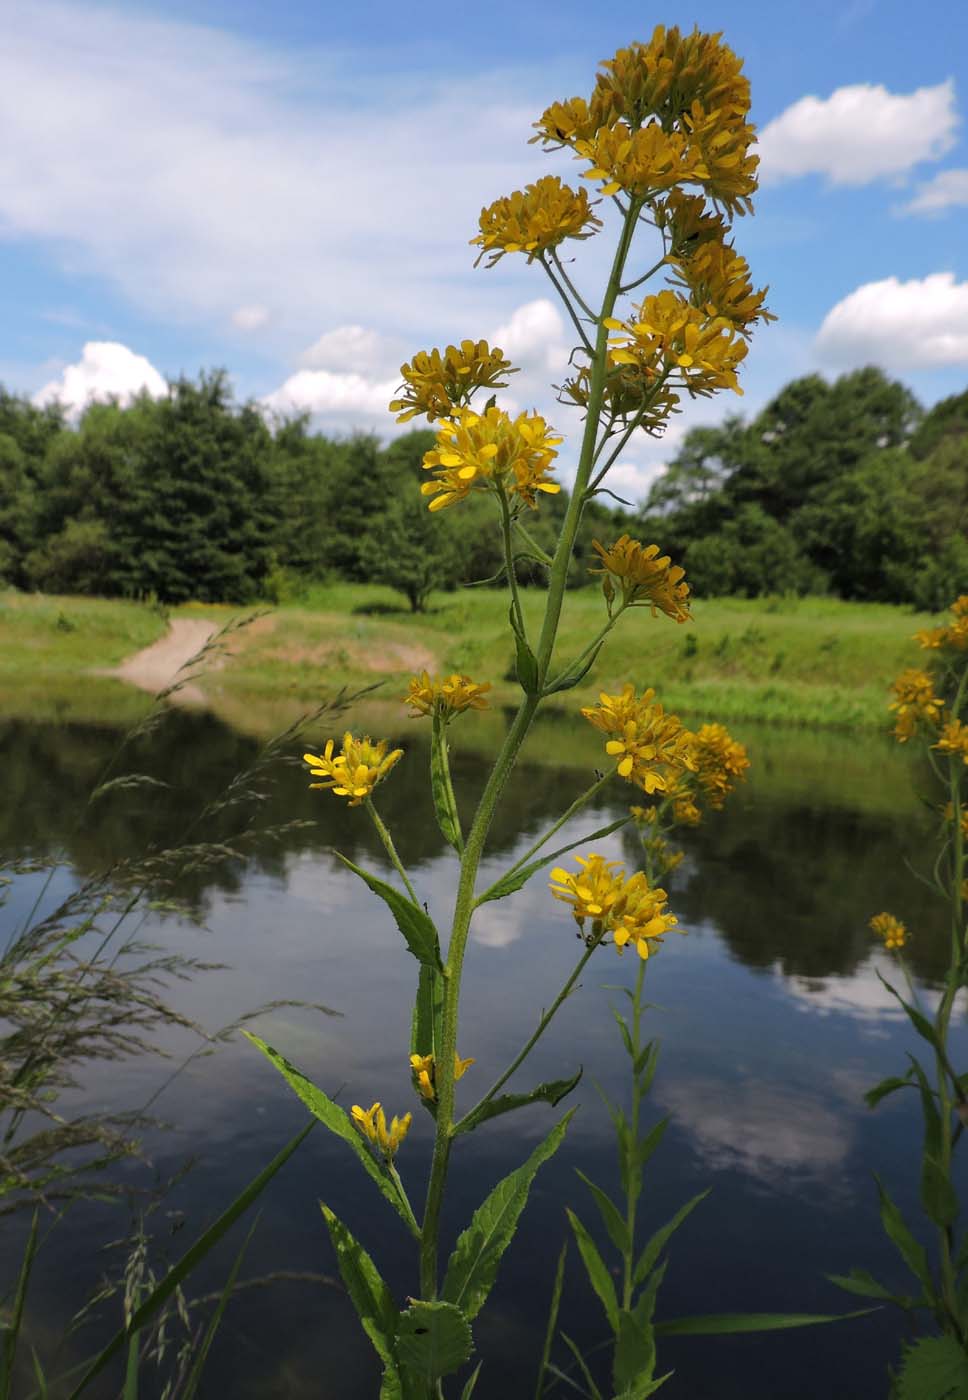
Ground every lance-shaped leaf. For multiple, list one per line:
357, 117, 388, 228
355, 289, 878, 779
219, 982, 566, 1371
245, 1033, 420, 1236
411, 964, 444, 1062
827, 1268, 912, 1304
396, 1301, 473, 1382
510, 606, 540, 696
633, 1190, 709, 1288
897, 1335, 968, 1400
321, 1205, 401, 1394
443, 1112, 574, 1320
455, 1068, 582, 1135
907, 1057, 960, 1229
430, 715, 463, 854
876, 1175, 935, 1297
655, 1307, 879, 1336
543, 643, 605, 696
576, 1171, 630, 1256
334, 852, 442, 971
614, 1262, 666, 1394
476, 817, 629, 907
865, 1071, 916, 1109
567, 1208, 619, 1334
877, 971, 941, 1053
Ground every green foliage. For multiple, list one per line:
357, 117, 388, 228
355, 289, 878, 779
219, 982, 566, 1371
897, 1335, 968, 1399
396, 1301, 473, 1381
332, 852, 443, 970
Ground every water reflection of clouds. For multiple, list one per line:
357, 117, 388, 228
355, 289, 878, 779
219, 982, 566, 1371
657, 1075, 853, 1187
783, 953, 958, 1026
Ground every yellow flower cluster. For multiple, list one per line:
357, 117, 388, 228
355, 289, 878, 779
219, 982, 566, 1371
605, 290, 748, 397
472, 175, 602, 267
582, 685, 695, 793
889, 668, 945, 742
653, 188, 728, 253
590, 535, 691, 621
549, 852, 680, 960
559, 362, 681, 431
409, 1052, 475, 1102
576, 122, 705, 200
594, 28, 751, 132
303, 734, 403, 806
421, 406, 562, 512
668, 238, 773, 337
688, 723, 751, 809
916, 596, 968, 653
389, 341, 517, 424
403, 671, 491, 720
351, 1101, 412, 1157
935, 719, 968, 765
869, 912, 908, 952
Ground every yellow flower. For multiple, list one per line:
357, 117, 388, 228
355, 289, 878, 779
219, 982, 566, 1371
889, 669, 945, 742
576, 121, 703, 200
593, 27, 751, 133
303, 733, 403, 806
472, 175, 602, 268
549, 853, 681, 960
559, 362, 681, 432
915, 596, 968, 653
935, 719, 968, 765
682, 100, 759, 216
653, 189, 729, 255
403, 671, 491, 720
582, 685, 695, 793
869, 912, 908, 951
943, 802, 968, 841
605, 289, 747, 398
687, 723, 750, 809
590, 536, 691, 621
668, 238, 774, 337
408, 1051, 475, 1102
421, 406, 562, 512
531, 95, 611, 151
351, 1101, 412, 1156
389, 341, 517, 423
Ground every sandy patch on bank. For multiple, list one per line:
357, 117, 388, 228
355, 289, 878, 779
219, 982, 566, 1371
111, 618, 219, 701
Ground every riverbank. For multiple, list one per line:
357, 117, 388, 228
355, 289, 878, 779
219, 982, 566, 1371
0, 584, 940, 735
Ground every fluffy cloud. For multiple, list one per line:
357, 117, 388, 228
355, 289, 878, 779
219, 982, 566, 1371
758, 80, 958, 185
260, 367, 398, 419
33, 341, 167, 414
490, 299, 568, 373
816, 271, 968, 368
901, 167, 968, 215
300, 325, 387, 370
231, 304, 270, 331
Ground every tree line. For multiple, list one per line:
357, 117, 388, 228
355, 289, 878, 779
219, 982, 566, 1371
0, 365, 964, 610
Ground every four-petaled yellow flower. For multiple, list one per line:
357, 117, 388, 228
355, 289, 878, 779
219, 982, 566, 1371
472, 175, 602, 268
935, 719, 968, 765
409, 1052, 475, 1102
869, 912, 908, 952
687, 723, 750, 809
590, 536, 691, 621
549, 853, 681, 960
403, 672, 491, 720
303, 734, 403, 806
351, 1101, 412, 1157
582, 685, 695, 793
389, 341, 517, 424
421, 406, 562, 512
889, 669, 945, 742
605, 290, 748, 398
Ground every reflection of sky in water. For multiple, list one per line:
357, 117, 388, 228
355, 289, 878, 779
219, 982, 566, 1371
2, 713, 965, 1399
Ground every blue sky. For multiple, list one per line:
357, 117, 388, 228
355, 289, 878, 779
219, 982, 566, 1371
3, 0, 968, 496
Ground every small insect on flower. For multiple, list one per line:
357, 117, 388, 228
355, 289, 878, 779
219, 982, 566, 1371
303, 734, 403, 806
869, 912, 908, 952
351, 1101, 412, 1157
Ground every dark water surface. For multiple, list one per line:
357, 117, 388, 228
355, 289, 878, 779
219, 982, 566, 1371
2, 706, 965, 1399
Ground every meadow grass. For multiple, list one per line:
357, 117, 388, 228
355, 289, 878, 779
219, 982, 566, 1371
0, 583, 942, 735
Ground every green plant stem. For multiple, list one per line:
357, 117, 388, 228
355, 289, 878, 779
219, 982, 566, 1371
623, 955, 648, 1310
496, 773, 615, 886
455, 933, 603, 1132
544, 607, 628, 694
499, 490, 527, 644
364, 799, 418, 904
587, 370, 673, 496
540, 257, 594, 355
388, 1162, 422, 1239
513, 517, 554, 567
551, 248, 597, 321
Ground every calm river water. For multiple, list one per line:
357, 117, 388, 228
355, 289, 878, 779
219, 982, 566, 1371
2, 703, 964, 1399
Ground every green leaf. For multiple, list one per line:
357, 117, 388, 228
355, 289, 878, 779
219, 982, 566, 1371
543, 645, 604, 696
633, 1191, 709, 1289
510, 607, 540, 696
876, 1176, 935, 1297
635, 1118, 668, 1171
534, 1243, 567, 1400
321, 1204, 400, 1385
566, 1209, 619, 1334
476, 818, 630, 907
827, 1268, 900, 1302
180, 1219, 256, 1400
612, 1008, 635, 1060
460, 1362, 483, 1399
443, 1112, 574, 1320
909, 1056, 943, 1160
655, 1308, 879, 1336
613, 1308, 656, 1395
333, 852, 442, 971
1, 1211, 38, 1400
244, 1033, 419, 1236
456, 1069, 582, 1135
923, 1157, 960, 1230
559, 1334, 604, 1400
396, 1301, 473, 1381
877, 971, 940, 1053
430, 715, 463, 854
865, 1071, 916, 1109
411, 964, 444, 1111
636, 1044, 660, 1097
67, 1122, 313, 1399
897, 1335, 968, 1400
575, 1171, 630, 1256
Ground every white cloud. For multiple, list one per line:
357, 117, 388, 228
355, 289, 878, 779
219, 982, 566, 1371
260, 367, 399, 419
758, 80, 958, 185
901, 167, 968, 215
231, 304, 270, 331
300, 325, 387, 370
490, 299, 568, 373
816, 271, 968, 369
33, 341, 167, 414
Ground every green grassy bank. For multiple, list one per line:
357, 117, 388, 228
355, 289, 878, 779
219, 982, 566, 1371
0, 584, 942, 735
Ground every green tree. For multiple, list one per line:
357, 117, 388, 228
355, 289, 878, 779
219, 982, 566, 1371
359, 492, 462, 611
